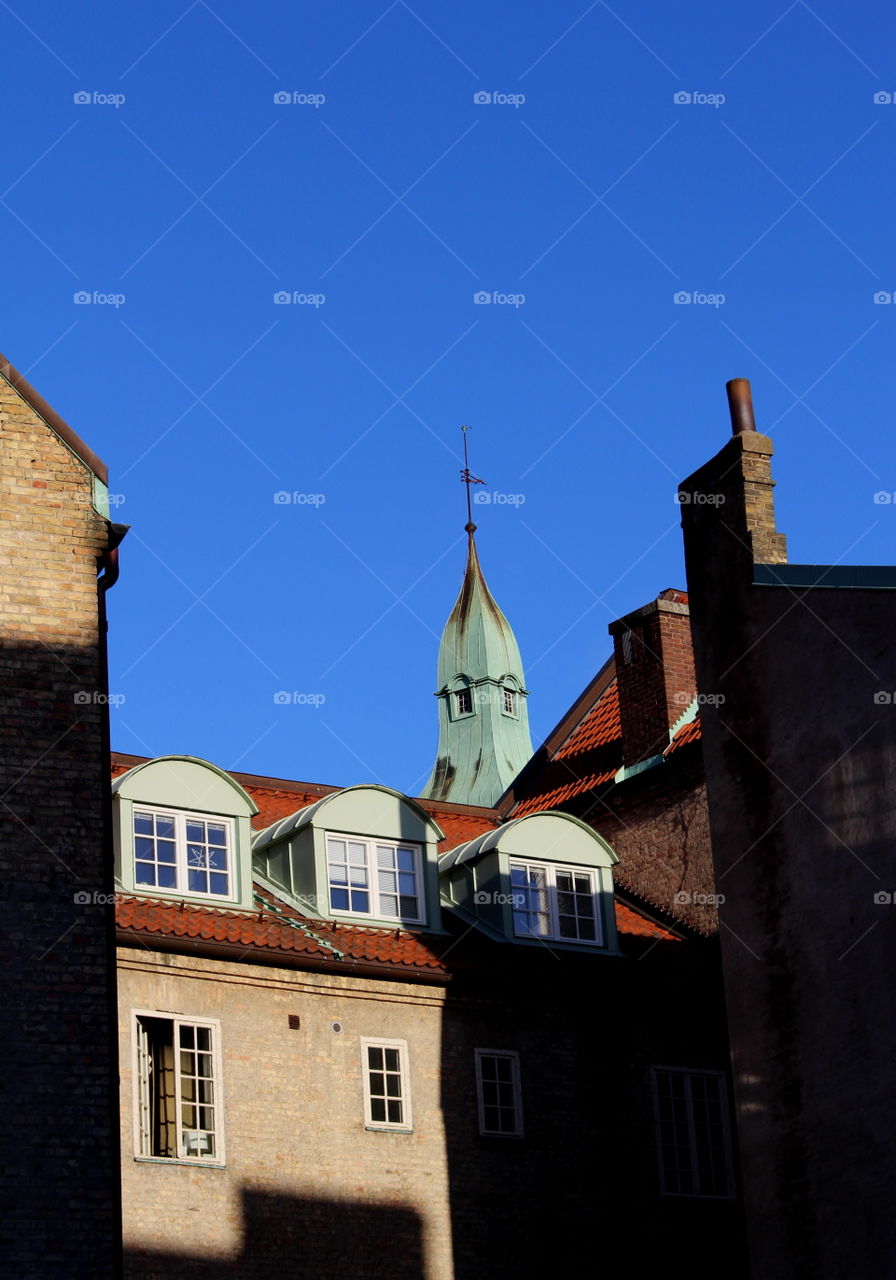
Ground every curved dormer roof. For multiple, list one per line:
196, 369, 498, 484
251, 784, 445, 853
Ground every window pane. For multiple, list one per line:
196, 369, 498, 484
186, 822, 205, 842
134, 812, 153, 835
397, 848, 415, 871
399, 896, 418, 918
384, 1049, 400, 1072
368, 1047, 383, 1070
387, 1099, 403, 1123
370, 1097, 386, 1123
156, 817, 175, 839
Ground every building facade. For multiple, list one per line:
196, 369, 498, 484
2, 356, 751, 1278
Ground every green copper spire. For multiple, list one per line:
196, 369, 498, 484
422, 434, 533, 806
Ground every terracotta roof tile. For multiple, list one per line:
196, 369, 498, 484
665, 716, 702, 755
116, 888, 455, 973
555, 680, 621, 760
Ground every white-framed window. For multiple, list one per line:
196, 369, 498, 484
651, 1067, 734, 1198
509, 859, 603, 944
133, 808, 234, 900
326, 834, 424, 923
361, 1038, 412, 1131
502, 687, 517, 716
133, 1012, 224, 1163
455, 687, 473, 715
475, 1049, 523, 1137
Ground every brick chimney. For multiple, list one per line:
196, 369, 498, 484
677, 378, 787, 569
608, 589, 696, 767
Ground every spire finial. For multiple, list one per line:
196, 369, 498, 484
460, 425, 485, 534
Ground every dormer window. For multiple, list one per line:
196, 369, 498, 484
113, 755, 258, 911
456, 688, 473, 715
134, 809, 233, 899
438, 810, 620, 955
510, 859, 601, 944
326, 834, 424, 923
502, 687, 516, 715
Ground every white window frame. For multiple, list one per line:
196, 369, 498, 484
132, 1010, 225, 1165
508, 858, 604, 946
475, 1048, 523, 1137
325, 833, 425, 925
132, 806, 236, 902
454, 687, 473, 716
361, 1037, 412, 1132
651, 1066, 734, 1199
501, 687, 518, 717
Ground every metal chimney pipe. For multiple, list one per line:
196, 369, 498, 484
726, 378, 756, 434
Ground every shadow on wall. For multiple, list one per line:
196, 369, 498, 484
124, 1188, 425, 1280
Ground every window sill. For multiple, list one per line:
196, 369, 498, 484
363, 1125, 414, 1135
134, 1156, 226, 1170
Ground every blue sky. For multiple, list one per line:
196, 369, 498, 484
3, 1, 894, 792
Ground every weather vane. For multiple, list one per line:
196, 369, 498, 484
459, 424, 485, 533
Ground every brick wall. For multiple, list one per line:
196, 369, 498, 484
0, 373, 120, 1275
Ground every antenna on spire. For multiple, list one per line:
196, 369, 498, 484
460, 425, 485, 534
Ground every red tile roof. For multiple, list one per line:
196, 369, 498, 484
555, 679, 621, 760
511, 677, 702, 818
117, 886, 458, 975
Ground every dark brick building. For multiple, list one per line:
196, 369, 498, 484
679, 380, 896, 1280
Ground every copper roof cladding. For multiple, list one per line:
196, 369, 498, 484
0, 352, 108, 483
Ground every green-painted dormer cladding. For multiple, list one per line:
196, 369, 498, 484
422, 529, 533, 806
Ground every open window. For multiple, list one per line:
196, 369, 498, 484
134, 1013, 223, 1163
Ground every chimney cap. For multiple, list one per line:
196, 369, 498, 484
726, 378, 756, 435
